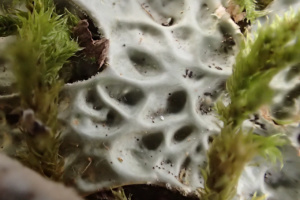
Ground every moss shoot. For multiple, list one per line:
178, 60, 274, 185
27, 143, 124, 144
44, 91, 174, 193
229, 0, 272, 23
201, 10, 300, 200
1, 0, 80, 180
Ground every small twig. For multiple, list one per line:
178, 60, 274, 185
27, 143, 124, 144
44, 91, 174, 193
81, 157, 92, 174
140, 3, 155, 21
103, 142, 110, 150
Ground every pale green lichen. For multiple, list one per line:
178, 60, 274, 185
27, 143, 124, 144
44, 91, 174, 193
201, 10, 300, 200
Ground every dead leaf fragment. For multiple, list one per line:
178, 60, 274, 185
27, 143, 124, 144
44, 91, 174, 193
226, 2, 246, 23
73, 20, 109, 69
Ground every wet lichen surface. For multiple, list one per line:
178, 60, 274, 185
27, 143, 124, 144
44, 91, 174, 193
0, 0, 300, 200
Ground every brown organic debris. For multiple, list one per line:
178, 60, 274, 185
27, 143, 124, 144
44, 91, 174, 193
73, 19, 109, 69
226, 2, 246, 23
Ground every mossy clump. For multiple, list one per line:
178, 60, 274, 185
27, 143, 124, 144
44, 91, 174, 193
218, 11, 300, 128
201, 10, 300, 200
0, 14, 21, 37
0, 0, 80, 180
229, 0, 273, 23
201, 128, 285, 200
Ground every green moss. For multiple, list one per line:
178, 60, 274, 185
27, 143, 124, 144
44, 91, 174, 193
9, 0, 79, 124
217, 11, 300, 128
0, 14, 21, 36
1, 0, 80, 180
229, 0, 272, 23
201, 10, 300, 200
201, 129, 285, 200
256, 0, 273, 10
111, 188, 132, 200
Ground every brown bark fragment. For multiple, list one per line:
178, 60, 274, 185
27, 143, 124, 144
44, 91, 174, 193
73, 19, 109, 69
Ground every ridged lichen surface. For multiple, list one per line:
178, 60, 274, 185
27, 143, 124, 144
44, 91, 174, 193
8, 0, 296, 199
60, 0, 240, 195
